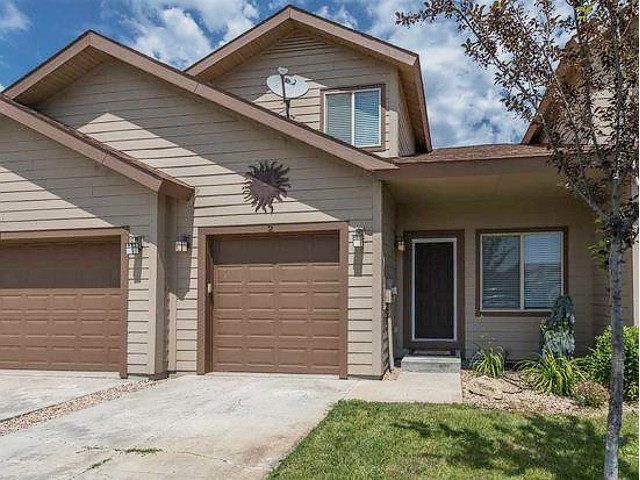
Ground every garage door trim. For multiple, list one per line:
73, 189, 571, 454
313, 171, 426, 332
0, 227, 129, 377
197, 222, 349, 378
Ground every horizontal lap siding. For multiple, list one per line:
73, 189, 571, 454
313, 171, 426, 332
397, 85, 416, 157
0, 118, 153, 374
40, 61, 378, 376
399, 196, 598, 360
213, 30, 398, 157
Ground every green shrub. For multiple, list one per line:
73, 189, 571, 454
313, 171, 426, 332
471, 347, 504, 379
573, 380, 609, 408
583, 326, 639, 401
519, 353, 585, 396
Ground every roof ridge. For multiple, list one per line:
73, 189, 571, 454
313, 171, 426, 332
186, 5, 419, 75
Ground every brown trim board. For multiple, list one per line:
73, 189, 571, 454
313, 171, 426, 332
0, 226, 130, 378
475, 226, 569, 318
196, 222, 349, 378
185, 5, 431, 152
402, 230, 465, 354
187, 6, 419, 76
0, 95, 193, 200
3, 31, 396, 173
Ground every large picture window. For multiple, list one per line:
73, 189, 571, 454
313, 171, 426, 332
480, 230, 564, 311
324, 87, 382, 148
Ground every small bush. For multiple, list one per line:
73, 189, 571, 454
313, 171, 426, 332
540, 295, 576, 358
519, 353, 585, 396
573, 380, 609, 408
583, 326, 639, 401
471, 347, 504, 379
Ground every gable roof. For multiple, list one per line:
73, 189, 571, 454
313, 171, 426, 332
3, 31, 396, 173
0, 94, 194, 199
185, 5, 432, 152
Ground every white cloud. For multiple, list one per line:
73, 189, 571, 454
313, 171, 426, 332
315, 5, 358, 29
121, 0, 259, 67
0, 1, 30, 37
129, 7, 212, 68
363, 0, 527, 147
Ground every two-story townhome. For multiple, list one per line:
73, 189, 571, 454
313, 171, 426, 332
0, 6, 636, 379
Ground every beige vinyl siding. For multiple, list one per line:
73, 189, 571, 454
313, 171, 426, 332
40, 60, 379, 376
397, 83, 416, 156
398, 195, 598, 360
213, 30, 401, 157
0, 117, 155, 375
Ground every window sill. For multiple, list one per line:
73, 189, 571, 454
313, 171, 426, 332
360, 145, 385, 152
477, 310, 552, 318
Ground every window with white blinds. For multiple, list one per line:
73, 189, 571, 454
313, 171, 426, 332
325, 88, 381, 147
480, 231, 564, 311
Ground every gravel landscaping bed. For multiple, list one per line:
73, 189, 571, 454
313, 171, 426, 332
0, 379, 160, 436
462, 370, 638, 417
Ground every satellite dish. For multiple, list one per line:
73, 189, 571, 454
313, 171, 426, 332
266, 67, 309, 119
266, 72, 309, 99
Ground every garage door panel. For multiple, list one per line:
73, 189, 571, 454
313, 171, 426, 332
0, 239, 123, 371
211, 232, 342, 375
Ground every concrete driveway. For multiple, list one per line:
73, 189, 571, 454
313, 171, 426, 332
0, 371, 131, 421
0, 374, 356, 480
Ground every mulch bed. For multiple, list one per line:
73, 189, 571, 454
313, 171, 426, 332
461, 369, 638, 417
0, 379, 160, 436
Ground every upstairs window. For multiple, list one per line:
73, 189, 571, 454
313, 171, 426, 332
324, 87, 382, 148
479, 230, 565, 312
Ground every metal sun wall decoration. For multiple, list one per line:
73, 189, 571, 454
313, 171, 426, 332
243, 160, 291, 213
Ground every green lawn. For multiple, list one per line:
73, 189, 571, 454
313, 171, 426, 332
270, 401, 639, 480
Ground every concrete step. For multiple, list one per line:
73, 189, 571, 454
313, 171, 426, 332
401, 354, 461, 373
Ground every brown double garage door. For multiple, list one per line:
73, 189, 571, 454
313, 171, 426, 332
0, 239, 123, 371
210, 232, 343, 375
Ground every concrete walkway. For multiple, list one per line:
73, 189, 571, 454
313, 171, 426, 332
0, 374, 356, 480
0, 370, 131, 421
0, 371, 461, 479
346, 371, 462, 403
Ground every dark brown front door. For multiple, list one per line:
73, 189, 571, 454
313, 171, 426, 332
210, 232, 341, 375
0, 240, 123, 371
412, 239, 456, 343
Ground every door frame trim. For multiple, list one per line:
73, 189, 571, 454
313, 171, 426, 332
0, 227, 130, 378
403, 229, 465, 353
197, 221, 349, 378
411, 237, 457, 342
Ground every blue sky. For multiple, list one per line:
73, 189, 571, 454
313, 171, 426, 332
0, 0, 527, 147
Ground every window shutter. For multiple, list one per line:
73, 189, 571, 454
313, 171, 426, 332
354, 90, 380, 147
325, 93, 352, 144
524, 233, 562, 309
481, 235, 520, 310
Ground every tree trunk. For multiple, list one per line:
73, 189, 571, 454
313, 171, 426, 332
603, 237, 625, 480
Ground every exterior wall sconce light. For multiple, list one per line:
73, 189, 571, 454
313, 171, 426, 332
125, 234, 143, 257
352, 227, 365, 248
174, 235, 190, 253
396, 237, 406, 252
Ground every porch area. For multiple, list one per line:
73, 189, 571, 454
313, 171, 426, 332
378, 153, 629, 365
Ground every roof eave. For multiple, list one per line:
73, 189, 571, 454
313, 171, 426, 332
3, 30, 395, 174
185, 5, 432, 152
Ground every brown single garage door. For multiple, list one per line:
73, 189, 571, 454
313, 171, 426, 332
0, 239, 123, 371
211, 232, 342, 375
